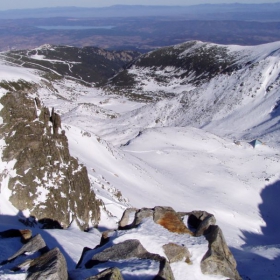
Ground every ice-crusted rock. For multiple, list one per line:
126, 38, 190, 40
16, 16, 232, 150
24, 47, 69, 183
0, 92, 100, 230
201, 225, 242, 280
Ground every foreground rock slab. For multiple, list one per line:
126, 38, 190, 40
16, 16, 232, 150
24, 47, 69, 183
27, 247, 68, 280
201, 225, 242, 280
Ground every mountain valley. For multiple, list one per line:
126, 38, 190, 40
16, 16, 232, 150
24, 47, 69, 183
0, 40, 279, 279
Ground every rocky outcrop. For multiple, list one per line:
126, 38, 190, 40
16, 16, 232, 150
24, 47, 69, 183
0, 92, 100, 230
85, 239, 175, 280
118, 206, 193, 235
201, 225, 242, 280
0, 207, 241, 280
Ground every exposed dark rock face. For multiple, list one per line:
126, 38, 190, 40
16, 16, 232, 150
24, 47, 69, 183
5, 45, 141, 85
201, 225, 242, 280
0, 91, 100, 230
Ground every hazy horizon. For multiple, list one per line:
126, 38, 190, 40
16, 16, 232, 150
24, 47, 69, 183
0, 0, 280, 11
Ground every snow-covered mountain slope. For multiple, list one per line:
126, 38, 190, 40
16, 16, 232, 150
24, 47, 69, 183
0, 40, 280, 279
107, 40, 280, 146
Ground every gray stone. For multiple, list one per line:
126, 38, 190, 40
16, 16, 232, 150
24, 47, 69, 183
27, 247, 68, 280
118, 208, 138, 229
85, 239, 175, 280
87, 239, 149, 267
196, 214, 216, 237
86, 267, 124, 280
162, 243, 191, 263
187, 210, 216, 236
8, 234, 48, 262
134, 208, 154, 226
155, 258, 175, 280
201, 225, 241, 280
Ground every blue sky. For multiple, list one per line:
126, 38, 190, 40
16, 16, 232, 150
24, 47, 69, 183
0, 0, 279, 10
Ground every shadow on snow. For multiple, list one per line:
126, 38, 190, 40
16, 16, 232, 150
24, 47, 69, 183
231, 179, 280, 279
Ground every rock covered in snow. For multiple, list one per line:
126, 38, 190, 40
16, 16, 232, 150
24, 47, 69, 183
0, 92, 100, 230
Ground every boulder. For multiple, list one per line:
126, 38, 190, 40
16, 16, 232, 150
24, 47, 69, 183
153, 206, 193, 235
85, 239, 150, 268
155, 258, 175, 280
85, 239, 175, 280
7, 234, 48, 263
86, 267, 124, 280
27, 247, 68, 280
162, 243, 191, 263
134, 208, 154, 227
187, 210, 216, 236
118, 208, 138, 229
201, 225, 241, 280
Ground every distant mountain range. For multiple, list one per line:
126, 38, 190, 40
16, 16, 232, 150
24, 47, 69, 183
1, 3, 280, 21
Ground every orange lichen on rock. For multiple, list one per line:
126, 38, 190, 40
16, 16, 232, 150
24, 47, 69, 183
154, 207, 193, 235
